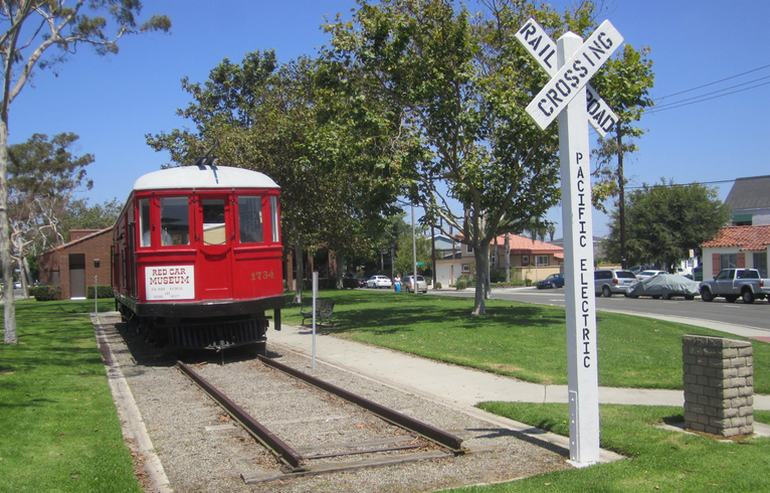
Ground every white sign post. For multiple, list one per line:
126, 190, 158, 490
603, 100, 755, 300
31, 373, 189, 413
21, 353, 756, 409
311, 271, 318, 370
518, 20, 623, 467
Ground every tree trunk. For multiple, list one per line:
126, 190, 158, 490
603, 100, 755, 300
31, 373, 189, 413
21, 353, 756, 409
616, 128, 626, 269
285, 249, 294, 293
22, 256, 31, 298
504, 233, 511, 283
335, 252, 344, 289
293, 243, 304, 305
472, 241, 489, 316
0, 121, 16, 344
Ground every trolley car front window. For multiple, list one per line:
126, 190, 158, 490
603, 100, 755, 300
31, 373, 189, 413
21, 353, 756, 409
238, 196, 262, 243
160, 197, 190, 246
202, 199, 226, 245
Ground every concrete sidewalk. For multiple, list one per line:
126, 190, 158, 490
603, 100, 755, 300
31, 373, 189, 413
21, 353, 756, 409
270, 325, 770, 411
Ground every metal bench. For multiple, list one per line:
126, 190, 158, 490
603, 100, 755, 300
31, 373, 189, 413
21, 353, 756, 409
300, 299, 335, 326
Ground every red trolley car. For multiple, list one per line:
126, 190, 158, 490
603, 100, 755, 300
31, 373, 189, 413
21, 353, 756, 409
111, 164, 285, 350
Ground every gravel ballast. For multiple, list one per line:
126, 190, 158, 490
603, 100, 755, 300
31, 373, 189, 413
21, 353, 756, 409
99, 313, 571, 492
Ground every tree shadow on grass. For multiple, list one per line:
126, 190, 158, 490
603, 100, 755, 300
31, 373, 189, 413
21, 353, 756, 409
315, 304, 564, 335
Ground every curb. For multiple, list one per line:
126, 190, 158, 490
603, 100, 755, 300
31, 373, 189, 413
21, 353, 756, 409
93, 314, 172, 493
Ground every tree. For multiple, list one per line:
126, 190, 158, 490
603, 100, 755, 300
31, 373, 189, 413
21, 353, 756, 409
1, 1, 170, 344
389, 213, 430, 277
591, 45, 655, 268
59, 198, 122, 233
325, 0, 600, 315
604, 182, 729, 271
7, 133, 95, 295
148, 50, 407, 301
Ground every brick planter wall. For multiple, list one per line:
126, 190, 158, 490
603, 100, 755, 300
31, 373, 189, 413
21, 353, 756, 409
682, 335, 753, 436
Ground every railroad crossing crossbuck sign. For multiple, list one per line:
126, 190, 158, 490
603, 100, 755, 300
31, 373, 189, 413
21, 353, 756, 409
516, 19, 623, 466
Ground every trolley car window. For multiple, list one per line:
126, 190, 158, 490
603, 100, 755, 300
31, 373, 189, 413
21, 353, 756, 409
238, 196, 262, 243
202, 199, 226, 245
139, 199, 151, 247
270, 196, 279, 242
160, 197, 189, 246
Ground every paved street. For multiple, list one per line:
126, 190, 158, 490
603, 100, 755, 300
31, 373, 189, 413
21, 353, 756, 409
429, 287, 770, 333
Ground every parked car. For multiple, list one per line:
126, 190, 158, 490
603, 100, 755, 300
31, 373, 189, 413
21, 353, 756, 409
404, 275, 428, 293
636, 270, 665, 281
627, 273, 699, 300
366, 275, 392, 289
700, 268, 768, 304
536, 273, 565, 289
342, 273, 366, 289
594, 269, 637, 297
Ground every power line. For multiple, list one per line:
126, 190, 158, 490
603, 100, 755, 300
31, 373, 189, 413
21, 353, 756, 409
651, 73, 770, 111
653, 62, 770, 101
645, 79, 770, 115
625, 178, 735, 191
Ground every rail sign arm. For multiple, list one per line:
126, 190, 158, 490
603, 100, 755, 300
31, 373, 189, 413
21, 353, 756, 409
524, 20, 623, 131
515, 18, 618, 137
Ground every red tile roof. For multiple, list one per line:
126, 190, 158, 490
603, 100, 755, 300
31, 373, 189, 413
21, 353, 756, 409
492, 234, 563, 254
701, 225, 770, 251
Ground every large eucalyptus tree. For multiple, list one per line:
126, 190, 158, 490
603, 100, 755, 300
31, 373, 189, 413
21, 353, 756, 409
0, 1, 170, 343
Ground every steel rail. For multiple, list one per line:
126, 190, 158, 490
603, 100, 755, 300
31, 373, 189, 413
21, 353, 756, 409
257, 355, 465, 454
176, 361, 304, 470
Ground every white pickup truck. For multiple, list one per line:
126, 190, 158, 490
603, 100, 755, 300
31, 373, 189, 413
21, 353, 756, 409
699, 268, 768, 304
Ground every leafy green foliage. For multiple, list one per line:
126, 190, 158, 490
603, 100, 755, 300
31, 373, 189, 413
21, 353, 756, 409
7, 133, 95, 249
324, 0, 607, 314
58, 198, 122, 238
605, 182, 729, 269
591, 44, 655, 210
28, 284, 60, 301
147, 50, 406, 265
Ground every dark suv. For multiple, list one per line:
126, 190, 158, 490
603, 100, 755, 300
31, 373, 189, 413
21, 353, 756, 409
594, 269, 637, 297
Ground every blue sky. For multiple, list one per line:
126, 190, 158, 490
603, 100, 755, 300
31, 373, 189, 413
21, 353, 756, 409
9, 0, 770, 237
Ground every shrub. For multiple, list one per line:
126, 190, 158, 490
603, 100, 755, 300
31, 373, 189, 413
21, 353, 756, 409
455, 278, 467, 290
524, 278, 532, 286
435, 281, 442, 289
87, 285, 114, 299
30, 285, 61, 301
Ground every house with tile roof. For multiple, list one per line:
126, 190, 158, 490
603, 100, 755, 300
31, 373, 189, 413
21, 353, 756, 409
435, 233, 563, 287
724, 175, 770, 226
701, 225, 770, 280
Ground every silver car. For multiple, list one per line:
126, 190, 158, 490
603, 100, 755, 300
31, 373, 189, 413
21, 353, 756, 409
594, 269, 637, 297
366, 275, 392, 289
404, 275, 428, 293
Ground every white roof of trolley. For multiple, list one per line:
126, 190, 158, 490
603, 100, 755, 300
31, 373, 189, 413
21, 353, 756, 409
133, 165, 279, 191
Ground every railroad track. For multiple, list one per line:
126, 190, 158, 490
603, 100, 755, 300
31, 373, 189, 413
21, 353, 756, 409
177, 356, 465, 484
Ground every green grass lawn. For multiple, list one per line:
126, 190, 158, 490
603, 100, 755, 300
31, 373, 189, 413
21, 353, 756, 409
0, 299, 140, 492
449, 402, 770, 492
283, 290, 770, 392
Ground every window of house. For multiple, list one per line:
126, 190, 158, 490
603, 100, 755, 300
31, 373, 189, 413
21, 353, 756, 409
238, 196, 263, 243
139, 199, 151, 247
466, 245, 474, 254
160, 197, 189, 246
720, 253, 737, 270
521, 255, 529, 266
536, 255, 550, 267
270, 196, 280, 243
461, 263, 471, 273
753, 252, 768, 278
